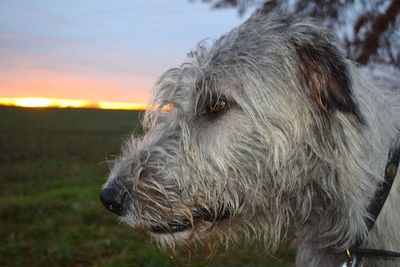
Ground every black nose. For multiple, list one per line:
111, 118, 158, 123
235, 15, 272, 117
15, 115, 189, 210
100, 186, 127, 216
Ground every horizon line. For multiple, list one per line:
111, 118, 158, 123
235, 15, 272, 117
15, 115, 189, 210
0, 97, 147, 110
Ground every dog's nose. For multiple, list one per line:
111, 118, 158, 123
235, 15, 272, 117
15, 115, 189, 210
100, 186, 127, 216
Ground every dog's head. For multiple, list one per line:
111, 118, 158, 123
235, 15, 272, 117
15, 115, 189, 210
101, 15, 367, 252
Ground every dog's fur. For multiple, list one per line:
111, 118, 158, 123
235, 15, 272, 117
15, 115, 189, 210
103, 15, 400, 266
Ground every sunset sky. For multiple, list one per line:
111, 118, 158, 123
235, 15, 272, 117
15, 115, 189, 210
0, 0, 250, 107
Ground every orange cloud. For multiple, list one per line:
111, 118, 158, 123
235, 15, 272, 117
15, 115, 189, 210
0, 67, 154, 104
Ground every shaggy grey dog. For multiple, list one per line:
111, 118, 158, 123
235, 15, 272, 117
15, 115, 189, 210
101, 15, 400, 266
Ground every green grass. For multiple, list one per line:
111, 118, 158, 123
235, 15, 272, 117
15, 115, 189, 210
0, 106, 294, 267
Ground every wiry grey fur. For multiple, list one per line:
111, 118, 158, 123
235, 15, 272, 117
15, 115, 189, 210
103, 15, 400, 266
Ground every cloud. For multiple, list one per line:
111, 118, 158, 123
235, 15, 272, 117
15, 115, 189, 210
0, 67, 152, 103
0, 0, 246, 104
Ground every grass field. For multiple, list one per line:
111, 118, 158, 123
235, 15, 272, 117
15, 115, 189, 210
0, 106, 294, 267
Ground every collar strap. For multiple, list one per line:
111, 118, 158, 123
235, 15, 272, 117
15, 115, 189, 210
344, 248, 400, 267
365, 144, 400, 230
349, 248, 400, 259
343, 143, 400, 266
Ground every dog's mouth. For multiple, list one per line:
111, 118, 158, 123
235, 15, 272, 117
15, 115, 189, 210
149, 208, 231, 234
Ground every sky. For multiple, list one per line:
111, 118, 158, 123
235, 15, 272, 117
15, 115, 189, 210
0, 0, 251, 105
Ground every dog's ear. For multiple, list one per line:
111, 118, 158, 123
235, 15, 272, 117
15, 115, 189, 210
291, 30, 362, 121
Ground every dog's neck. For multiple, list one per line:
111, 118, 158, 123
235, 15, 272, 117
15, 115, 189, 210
295, 67, 400, 266
295, 142, 400, 267
344, 145, 400, 265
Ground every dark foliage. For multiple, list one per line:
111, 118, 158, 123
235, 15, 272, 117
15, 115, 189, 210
197, 0, 400, 66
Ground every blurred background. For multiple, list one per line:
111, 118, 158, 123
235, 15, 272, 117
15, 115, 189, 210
0, 0, 398, 266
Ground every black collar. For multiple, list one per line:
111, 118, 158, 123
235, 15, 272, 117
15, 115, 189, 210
365, 144, 400, 231
344, 143, 400, 266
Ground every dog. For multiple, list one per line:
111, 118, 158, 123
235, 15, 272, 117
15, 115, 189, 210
101, 15, 400, 266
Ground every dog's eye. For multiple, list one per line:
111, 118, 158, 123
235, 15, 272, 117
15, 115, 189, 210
206, 98, 226, 114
